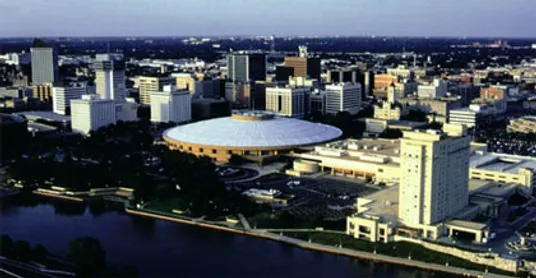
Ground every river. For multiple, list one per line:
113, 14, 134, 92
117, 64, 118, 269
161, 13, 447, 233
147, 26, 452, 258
0, 200, 456, 278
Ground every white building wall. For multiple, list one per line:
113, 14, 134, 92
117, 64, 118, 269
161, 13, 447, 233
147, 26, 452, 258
52, 87, 87, 115
265, 87, 306, 118
96, 69, 126, 100
150, 87, 191, 123
325, 83, 362, 115
71, 95, 117, 135
399, 130, 470, 227
417, 79, 447, 98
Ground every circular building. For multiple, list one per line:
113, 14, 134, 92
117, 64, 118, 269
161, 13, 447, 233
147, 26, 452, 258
163, 110, 342, 162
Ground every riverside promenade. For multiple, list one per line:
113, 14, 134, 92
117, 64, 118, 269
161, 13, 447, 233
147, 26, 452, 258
125, 207, 513, 278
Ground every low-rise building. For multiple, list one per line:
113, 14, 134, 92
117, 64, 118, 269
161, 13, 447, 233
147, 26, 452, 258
374, 102, 405, 120
298, 138, 402, 184
417, 78, 447, 98
398, 96, 461, 123
448, 105, 492, 129
507, 116, 536, 134
470, 151, 536, 194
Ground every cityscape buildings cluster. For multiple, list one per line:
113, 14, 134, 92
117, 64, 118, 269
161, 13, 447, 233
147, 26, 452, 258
1, 36, 536, 274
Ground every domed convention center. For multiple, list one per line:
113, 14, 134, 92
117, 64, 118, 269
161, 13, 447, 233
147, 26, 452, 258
163, 110, 342, 163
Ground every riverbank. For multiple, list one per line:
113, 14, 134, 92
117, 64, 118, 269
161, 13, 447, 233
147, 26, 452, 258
125, 207, 513, 278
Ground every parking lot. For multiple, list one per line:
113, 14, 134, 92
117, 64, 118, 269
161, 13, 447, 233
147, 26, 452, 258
228, 170, 377, 221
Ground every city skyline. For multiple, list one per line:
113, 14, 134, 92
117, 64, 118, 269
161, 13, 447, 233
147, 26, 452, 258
1, 0, 535, 38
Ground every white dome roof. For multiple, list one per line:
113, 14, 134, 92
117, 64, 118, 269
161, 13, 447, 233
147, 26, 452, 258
163, 115, 342, 148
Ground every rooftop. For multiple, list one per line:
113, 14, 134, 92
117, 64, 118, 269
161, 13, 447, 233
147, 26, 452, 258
32, 38, 51, 48
15, 111, 70, 123
468, 179, 518, 198
0, 113, 26, 124
470, 152, 536, 174
355, 185, 399, 222
163, 113, 342, 148
446, 220, 488, 231
310, 138, 401, 166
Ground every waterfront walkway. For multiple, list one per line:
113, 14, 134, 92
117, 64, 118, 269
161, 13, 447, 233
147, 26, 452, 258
237, 213, 251, 230
265, 228, 346, 234
125, 207, 513, 278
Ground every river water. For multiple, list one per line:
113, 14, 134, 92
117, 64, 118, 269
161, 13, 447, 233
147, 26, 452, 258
0, 201, 456, 278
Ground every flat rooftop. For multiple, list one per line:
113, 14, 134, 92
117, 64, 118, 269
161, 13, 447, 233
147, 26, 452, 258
356, 185, 399, 222
469, 179, 518, 198
387, 120, 429, 130
470, 152, 536, 174
308, 138, 400, 166
446, 219, 488, 231
16, 111, 71, 123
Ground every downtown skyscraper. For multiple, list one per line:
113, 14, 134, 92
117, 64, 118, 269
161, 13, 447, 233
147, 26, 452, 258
30, 38, 59, 85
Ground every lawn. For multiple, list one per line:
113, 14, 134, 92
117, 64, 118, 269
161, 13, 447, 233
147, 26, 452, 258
281, 232, 514, 276
147, 197, 189, 215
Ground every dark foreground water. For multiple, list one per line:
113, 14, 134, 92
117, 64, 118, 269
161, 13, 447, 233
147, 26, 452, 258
0, 201, 456, 278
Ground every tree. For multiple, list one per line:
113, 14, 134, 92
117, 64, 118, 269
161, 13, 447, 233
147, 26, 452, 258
31, 244, 48, 262
426, 122, 443, 130
68, 237, 107, 277
229, 154, 245, 165
154, 183, 175, 202
401, 110, 427, 122
0, 235, 14, 257
13, 240, 32, 262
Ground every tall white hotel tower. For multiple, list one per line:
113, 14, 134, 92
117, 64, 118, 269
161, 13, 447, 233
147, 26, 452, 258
398, 124, 470, 232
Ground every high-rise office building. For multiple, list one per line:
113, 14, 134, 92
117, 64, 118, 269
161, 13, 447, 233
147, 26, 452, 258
363, 71, 374, 99
283, 57, 321, 80
265, 87, 308, 118
32, 83, 54, 103
94, 55, 126, 100
275, 66, 295, 81
225, 82, 251, 108
398, 124, 470, 229
137, 76, 173, 105
327, 70, 364, 84
249, 82, 267, 110
150, 85, 191, 123
174, 73, 198, 94
227, 53, 266, 82
418, 78, 448, 98
325, 83, 362, 115
52, 86, 87, 115
71, 95, 117, 135
278, 45, 320, 79
30, 39, 59, 85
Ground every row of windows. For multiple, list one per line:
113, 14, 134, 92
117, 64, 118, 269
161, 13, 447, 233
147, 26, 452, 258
173, 143, 274, 156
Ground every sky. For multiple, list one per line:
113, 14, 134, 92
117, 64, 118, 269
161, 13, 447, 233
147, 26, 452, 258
0, 0, 535, 38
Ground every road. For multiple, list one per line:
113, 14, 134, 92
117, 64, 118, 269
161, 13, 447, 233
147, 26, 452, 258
238, 213, 252, 230
0, 258, 59, 278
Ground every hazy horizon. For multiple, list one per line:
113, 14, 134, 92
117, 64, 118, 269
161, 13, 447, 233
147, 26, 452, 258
1, 0, 535, 38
